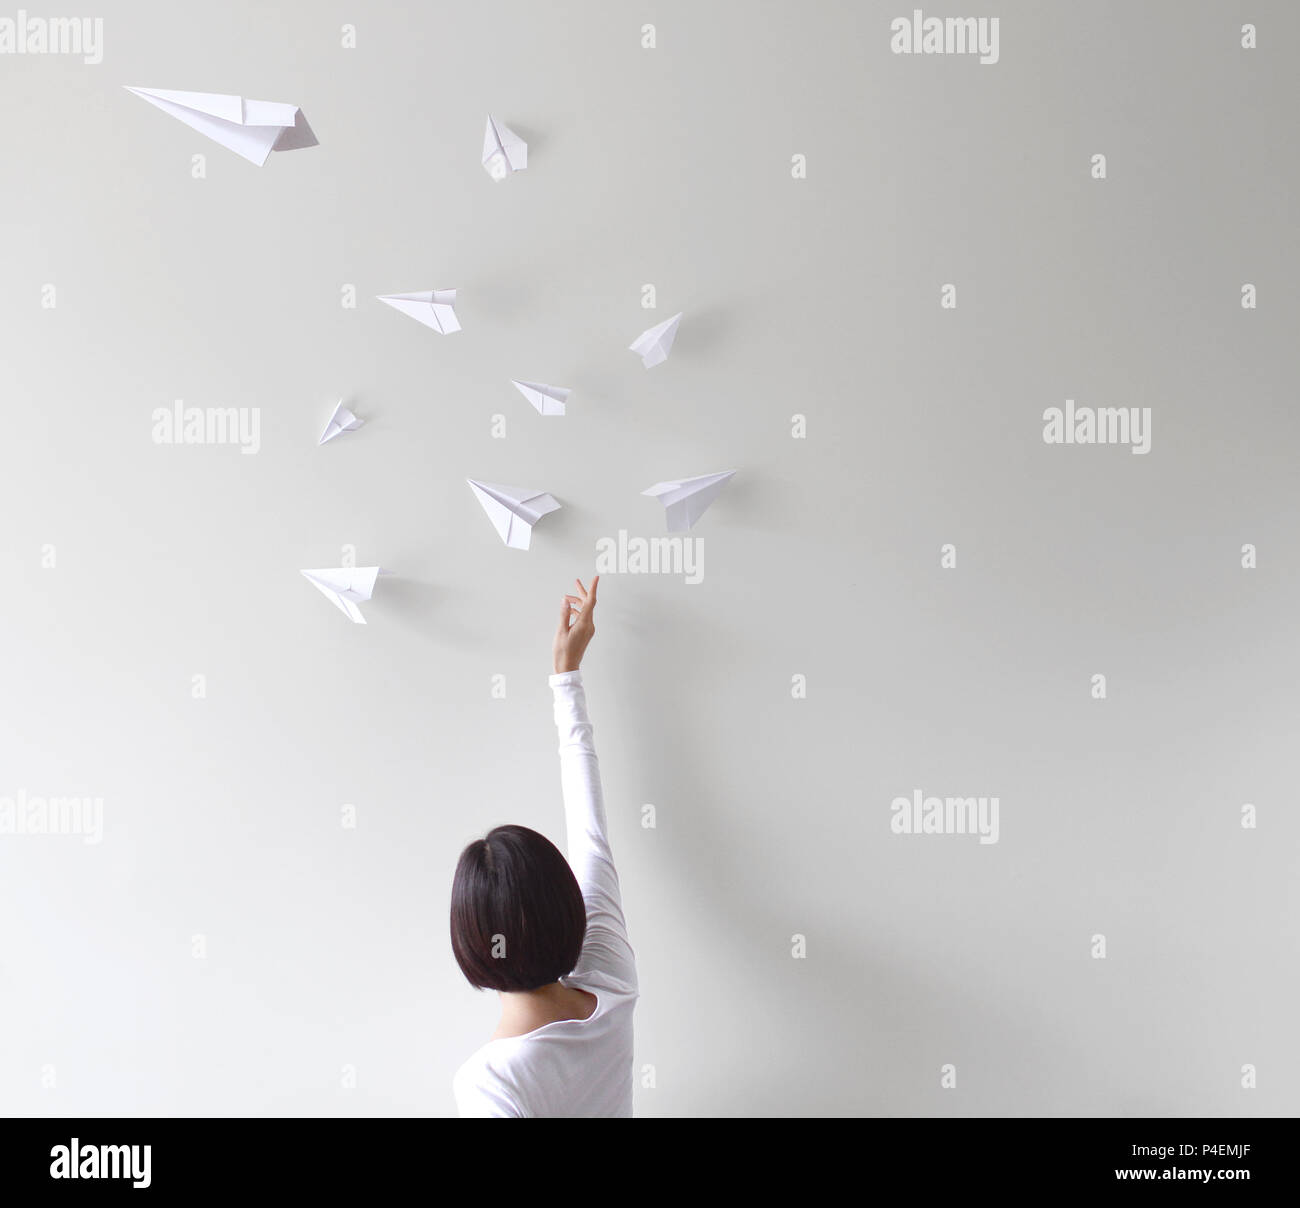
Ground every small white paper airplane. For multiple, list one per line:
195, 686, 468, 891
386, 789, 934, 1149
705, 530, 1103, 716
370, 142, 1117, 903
468, 479, 560, 550
629, 312, 683, 369
511, 380, 570, 417
642, 470, 736, 531
124, 87, 317, 167
301, 566, 389, 624
483, 115, 527, 180
319, 400, 364, 444
376, 290, 460, 334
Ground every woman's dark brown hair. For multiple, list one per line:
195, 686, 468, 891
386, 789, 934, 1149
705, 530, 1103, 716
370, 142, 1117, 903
450, 825, 587, 991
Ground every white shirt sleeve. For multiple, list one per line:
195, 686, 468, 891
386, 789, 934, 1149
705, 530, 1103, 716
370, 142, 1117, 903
453, 1057, 525, 1118
549, 670, 638, 991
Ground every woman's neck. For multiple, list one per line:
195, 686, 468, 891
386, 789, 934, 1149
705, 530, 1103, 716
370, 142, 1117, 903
492, 981, 597, 1040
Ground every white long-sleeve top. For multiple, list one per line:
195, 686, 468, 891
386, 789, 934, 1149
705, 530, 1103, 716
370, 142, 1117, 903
453, 670, 638, 1117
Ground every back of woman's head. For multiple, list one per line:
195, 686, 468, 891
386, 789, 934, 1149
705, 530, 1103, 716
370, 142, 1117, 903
450, 824, 587, 991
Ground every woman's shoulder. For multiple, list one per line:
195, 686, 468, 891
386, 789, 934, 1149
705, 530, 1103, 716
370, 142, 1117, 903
455, 1033, 527, 1076
453, 1043, 529, 1117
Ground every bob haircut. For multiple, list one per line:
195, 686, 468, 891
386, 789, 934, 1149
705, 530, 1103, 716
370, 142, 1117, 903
450, 824, 587, 992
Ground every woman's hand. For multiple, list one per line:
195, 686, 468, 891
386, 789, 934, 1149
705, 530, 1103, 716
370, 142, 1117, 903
553, 575, 599, 674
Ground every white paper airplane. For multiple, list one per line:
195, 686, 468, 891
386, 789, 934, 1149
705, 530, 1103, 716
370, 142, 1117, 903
511, 380, 570, 417
629, 312, 683, 369
124, 87, 317, 167
642, 470, 736, 531
483, 115, 527, 180
376, 290, 460, 334
319, 400, 364, 444
301, 566, 389, 624
468, 479, 560, 550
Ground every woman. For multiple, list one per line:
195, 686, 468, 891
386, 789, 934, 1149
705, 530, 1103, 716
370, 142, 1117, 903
450, 575, 638, 1117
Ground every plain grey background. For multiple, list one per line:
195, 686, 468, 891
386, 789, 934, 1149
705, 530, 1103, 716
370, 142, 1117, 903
1, 0, 1296, 1117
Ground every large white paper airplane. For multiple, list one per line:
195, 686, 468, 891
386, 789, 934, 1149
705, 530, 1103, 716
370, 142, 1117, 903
511, 380, 570, 417
468, 479, 560, 550
483, 115, 527, 179
629, 312, 683, 369
642, 470, 736, 531
376, 290, 460, 334
124, 87, 317, 166
301, 566, 389, 624
319, 400, 363, 444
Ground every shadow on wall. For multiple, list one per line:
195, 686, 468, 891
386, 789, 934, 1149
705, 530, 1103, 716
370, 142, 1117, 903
617, 596, 1106, 1117
670, 305, 732, 364
379, 576, 482, 649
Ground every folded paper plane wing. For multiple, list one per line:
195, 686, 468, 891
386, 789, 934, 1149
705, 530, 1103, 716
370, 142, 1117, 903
511, 380, 570, 416
125, 87, 317, 166
468, 479, 560, 549
483, 115, 527, 179
301, 566, 388, 624
377, 290, 460, 334
319, 400, 364, 444
642, 470, 736, 531
629, 312, 682, 369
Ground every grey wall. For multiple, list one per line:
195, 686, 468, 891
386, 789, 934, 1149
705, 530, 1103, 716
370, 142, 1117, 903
1, 0, 1296, 1117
